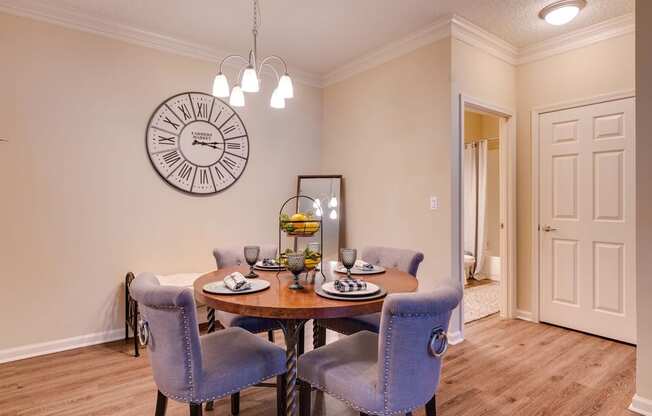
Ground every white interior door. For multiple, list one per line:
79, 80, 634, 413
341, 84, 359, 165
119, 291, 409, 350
539, 97, 636, 344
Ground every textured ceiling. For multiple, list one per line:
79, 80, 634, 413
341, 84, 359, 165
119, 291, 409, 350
1, 0, 635, 75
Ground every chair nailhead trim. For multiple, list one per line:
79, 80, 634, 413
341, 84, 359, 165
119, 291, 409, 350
145, 303, 285, 403
302, 378, 414, 416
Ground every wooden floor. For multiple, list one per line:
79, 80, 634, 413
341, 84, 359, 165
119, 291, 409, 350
0, 316, 637, 416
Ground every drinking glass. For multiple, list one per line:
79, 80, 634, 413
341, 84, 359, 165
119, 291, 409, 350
287, 253, 306, 290
340, 248, 357, 278
244, 245, 260, 278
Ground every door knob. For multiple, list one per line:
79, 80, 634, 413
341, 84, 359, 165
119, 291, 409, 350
542, 225, 559, 232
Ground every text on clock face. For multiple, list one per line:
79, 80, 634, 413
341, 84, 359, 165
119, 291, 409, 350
146, 92, 249, 195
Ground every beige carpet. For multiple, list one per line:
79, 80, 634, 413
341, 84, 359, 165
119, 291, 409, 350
464, 281, 500, 323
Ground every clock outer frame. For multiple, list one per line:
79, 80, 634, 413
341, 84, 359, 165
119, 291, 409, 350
145, 91, 250, 196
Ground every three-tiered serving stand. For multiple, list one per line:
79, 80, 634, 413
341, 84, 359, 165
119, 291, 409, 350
277, 195, 326, 282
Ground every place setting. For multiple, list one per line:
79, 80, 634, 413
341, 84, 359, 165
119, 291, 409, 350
316, 248, 387, 301
203, 245, 272, 295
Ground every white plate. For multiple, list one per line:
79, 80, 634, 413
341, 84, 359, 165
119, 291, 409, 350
203, 279, 270, 295
254, 260, 285, 271
334, 265, 386, 275
321, 281, 381, 297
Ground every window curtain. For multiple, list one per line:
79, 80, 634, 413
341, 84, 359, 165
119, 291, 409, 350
463, 140, 489, 280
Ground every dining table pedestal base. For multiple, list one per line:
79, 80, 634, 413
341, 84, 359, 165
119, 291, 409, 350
278, 319, 307, 416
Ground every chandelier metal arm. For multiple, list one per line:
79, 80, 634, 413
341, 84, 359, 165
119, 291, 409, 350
218, 54, 250, 73
258, 55, 289, 75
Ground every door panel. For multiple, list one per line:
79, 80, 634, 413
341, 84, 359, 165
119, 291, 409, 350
539, 97, 636, 344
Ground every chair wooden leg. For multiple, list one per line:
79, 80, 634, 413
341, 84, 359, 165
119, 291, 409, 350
299, 380, 311, 416
155, 391, 168, 416
277, 374, 287, 416
268, 330, 275, 342
360, 413, 369, 416
189, 403, 203, 416
298, 326, 305, 355
313, 322, 326, 349
231, 392, 240, 415
425, 394, 437, 416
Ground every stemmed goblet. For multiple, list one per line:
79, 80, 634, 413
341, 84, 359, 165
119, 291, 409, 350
340, 248, 357, 279
244, 245, 260, 278
287, 253, 306, 290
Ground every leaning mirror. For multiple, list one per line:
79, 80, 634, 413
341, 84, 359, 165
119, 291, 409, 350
295, 175, 342, 261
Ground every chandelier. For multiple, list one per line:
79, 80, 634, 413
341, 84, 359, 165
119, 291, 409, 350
212, 0, 294, 109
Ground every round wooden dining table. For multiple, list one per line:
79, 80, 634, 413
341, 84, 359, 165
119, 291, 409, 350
194, 261, 418, 416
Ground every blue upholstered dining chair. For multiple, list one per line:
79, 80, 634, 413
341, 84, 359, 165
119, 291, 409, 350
298, 284, 462, 416
207, 245, 283, 412
210, 245, 281, 339
129, 273, 286, 416
313, 246, 424, 346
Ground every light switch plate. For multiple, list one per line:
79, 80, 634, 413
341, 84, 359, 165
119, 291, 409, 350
430, 196, 439, 210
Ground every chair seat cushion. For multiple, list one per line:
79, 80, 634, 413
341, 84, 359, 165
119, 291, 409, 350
198, 327, 285, 401
319, 313, 381, 335
217, 311, 281, 334
298, 331, 383, 413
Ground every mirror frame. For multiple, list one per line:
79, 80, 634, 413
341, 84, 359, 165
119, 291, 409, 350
295, 174, 344, 256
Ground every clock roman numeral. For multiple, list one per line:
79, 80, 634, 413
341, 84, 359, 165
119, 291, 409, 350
222, 156, 237, 170
158, 135, 176, 145
196, 102, 208, 119
214, 165, 225, 180
162, 150, 181, 166
199, 169, 209, 185
177, 163, 193, 181
213, 109, 223, 124
226, 142, 241, 150
222, 125, 237, 135
163, 116, 180, 130
177, 104, 192, 121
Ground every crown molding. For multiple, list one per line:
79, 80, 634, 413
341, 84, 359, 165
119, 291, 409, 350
517, 13, 635, 65
450, 15, 518, 65
322, 16, 452, 87
0, 0, 323, 87
0, 1, 636, 88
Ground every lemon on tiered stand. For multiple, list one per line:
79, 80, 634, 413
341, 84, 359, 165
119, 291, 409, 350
280, 212, 320, 236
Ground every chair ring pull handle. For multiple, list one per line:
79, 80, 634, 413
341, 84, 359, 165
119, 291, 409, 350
429, 327, 448, 358
138, 319, 150, 346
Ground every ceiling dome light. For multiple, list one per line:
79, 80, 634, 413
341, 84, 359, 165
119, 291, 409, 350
539, 0, 586, 26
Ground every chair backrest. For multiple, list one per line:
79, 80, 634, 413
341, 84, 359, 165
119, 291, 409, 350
376, 284, 462, 413
361, 246, 424, 277
213, 245, 278, 268
130, 273, 202, 402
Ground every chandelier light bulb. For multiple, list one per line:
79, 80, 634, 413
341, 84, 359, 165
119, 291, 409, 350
212, 73, 230, 98
229, 85, 245, 107
539, 0, 586, 26
270, 88, 286, 109
328, 196, 338, 208
278, 74, 294, 99
329, 209, 337, 220
241, 66, 260, 92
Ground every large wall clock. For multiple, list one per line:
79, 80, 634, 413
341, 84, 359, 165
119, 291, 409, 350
146, 92, 249, 195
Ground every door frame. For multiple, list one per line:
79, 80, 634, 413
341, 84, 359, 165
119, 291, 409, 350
452, 93, 517, 342
530, 89, 636, 323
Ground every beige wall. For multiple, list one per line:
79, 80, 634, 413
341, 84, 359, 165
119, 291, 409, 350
515, 33, 635, 312
321, 39, 452, 293
635, 1, 652, 409
0, 13, 322, 350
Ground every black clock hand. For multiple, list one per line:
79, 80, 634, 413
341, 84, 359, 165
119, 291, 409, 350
192, 140, 225, 149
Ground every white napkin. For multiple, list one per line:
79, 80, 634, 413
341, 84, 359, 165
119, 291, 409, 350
354, 260, 375, 271
223, 272, 251, 292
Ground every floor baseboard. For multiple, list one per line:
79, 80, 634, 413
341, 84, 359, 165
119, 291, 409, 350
448, 330, 464, 345
630, 394, 652, 415
515, 309, 535, 322
0, 329, 124, 364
